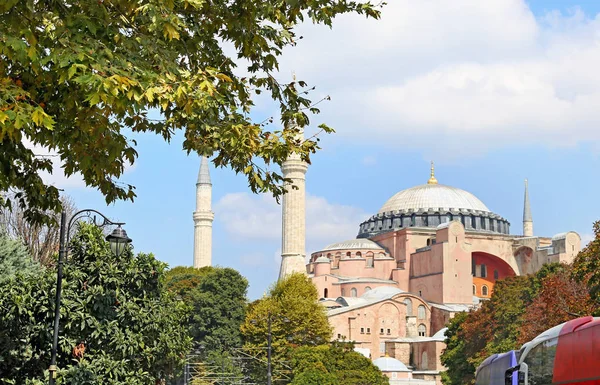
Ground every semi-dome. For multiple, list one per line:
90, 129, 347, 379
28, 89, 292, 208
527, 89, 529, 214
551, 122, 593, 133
379, 183, 490, 214
322, 238, 383, 251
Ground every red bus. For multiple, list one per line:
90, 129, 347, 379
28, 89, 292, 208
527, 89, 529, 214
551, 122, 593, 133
505, 316, 600, 385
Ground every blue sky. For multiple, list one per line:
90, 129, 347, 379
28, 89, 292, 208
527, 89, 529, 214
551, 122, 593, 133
57, 0, 600, 299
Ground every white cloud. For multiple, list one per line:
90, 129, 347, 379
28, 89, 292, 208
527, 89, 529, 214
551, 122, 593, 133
214, 192, 369, 251
267, 1, 600, 153
23, 139, 136, 190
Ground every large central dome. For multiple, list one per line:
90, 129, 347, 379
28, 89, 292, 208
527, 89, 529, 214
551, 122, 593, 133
357, 163, 510, 238
378, 184, 490, 214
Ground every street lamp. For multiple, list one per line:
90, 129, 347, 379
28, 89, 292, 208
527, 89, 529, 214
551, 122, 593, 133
48, 209, 132, 385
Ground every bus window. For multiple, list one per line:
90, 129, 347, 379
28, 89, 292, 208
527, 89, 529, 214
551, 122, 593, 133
523, 343, 544, 385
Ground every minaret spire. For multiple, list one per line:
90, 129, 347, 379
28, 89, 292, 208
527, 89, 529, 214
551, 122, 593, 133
427, 161, 438, 185
193, 156, 214, 268
279, 124, 308, 280
523, 179, 533, 237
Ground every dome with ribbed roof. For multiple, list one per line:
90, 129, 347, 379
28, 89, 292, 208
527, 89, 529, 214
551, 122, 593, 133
379, 184, 489, 214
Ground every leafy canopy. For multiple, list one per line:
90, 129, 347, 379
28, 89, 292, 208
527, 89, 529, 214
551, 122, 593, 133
0, 223, 191, 384
290, 342, 388, 385
241, 273, 332, 383
0, 0, 381, 225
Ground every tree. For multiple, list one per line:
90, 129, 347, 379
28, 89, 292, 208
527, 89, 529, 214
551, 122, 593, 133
164, 265, 211, 302
241, 273, 332, 383
0, 195, 76, 265
0, 0, 381, 225
440, 312, 475, 385
519, 268, 598, 343
441, 263, 565, 385
0, 223, 191, 384
189, 267, 248, 354
290, 342, 388, 385
0, 229, 41, 282
572, 221, 600, 310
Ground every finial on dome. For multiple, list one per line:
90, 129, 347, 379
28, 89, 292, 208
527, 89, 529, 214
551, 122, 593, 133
427, 161, 438, 185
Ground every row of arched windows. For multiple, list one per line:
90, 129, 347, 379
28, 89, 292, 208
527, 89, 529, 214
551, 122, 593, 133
473, 284, 489, 296
403, 298, 427, 319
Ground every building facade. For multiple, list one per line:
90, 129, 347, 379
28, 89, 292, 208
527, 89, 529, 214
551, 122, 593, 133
308, 166, 580, 384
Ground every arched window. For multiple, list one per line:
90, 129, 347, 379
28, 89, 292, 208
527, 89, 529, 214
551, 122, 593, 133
411, 213, 416, 226
356, 251, 362, 258
418, 305, 426, 319
351, 288, 357, 297
364, 286, 371, 292
494, 270, 499, 280
346, 251, 352, 258
366, 257, 374, 267
421, 351, 429, 369
404, 298, 413, 316
418, 324, 427, 337
341, 288, 345, 296
472, 285, 476, 295
426, 238, 431, 246
482, 285, 488, 296
324, 288, 328, 298
471, 215, 477, 229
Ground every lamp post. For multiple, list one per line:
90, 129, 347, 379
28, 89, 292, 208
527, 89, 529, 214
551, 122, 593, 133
48, 209, 132, 385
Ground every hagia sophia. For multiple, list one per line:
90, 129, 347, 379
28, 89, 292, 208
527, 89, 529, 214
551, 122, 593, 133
192, 137, 581, 385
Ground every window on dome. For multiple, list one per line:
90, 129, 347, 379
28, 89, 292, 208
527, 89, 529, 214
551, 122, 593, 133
356, 251, 362, 258
418, 305, 426, 319
365, 286, 371, 292
418, 324, 427, 337
346, 252, 351, 258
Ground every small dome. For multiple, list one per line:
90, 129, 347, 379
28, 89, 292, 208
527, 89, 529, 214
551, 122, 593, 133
361, 286, 405, 300
373, 357, 410, 372
379, 184, 490, 214
322, 238, 383, 251
315, 256, 330, 263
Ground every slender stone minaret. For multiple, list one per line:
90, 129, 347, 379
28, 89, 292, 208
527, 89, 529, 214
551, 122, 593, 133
193, 156, 214, 268
278, 126, 308, 280
523, 179, 533, 237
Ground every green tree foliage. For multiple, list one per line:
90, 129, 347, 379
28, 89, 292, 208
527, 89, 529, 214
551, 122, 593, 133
164, 265, 211, 302
441, 263, 565, 385
241, 273, 332, 383
189, 267, 248, 353
572, 221, 600, 308
290, 342, 388, 385
0, 223, 191, 384
440, 312, 473, 385
0, 229, 40, 281
0, 0, 381, 225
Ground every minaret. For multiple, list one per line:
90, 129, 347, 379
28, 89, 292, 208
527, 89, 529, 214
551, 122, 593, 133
278, 126, 308, 280
193, 156, 214, 268
523, 179, 533, 237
